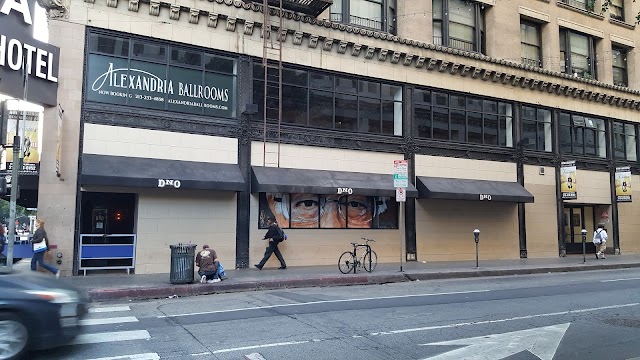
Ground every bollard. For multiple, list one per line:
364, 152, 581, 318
473, 229, 480, 269
581, 229, 587, 264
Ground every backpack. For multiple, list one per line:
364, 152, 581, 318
273, 225, 286, 243
594, 230, 603, 244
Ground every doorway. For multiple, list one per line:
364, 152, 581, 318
563, 205, 596, 254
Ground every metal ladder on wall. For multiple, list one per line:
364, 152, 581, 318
261, 0, 284, 168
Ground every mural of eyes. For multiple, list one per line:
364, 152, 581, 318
291, 194, 321, 227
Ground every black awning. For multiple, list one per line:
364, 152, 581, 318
81, 154, 246, 191
416, 176, 534, 203
251, 166, 418, 197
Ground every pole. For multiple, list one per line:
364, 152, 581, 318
475, 242, 479, 269
582, 229, 586, 263
6, 58, 27, 271
399, 201, 404, 272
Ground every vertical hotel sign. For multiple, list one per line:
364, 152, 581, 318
560, 161, 577, 200
615, 166, 632, 202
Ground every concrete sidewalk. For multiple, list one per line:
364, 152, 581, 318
57, 254, 640, 302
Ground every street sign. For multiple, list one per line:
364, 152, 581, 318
393, 160, 408, 188
396, 187, 406, 202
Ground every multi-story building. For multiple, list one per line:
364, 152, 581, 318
27, 0, 640, 275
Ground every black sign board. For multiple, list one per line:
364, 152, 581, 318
0, 0, 60, 106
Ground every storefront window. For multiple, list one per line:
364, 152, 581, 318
258, 193, 398, 229
613, 121, 637, 161
521, 106, 552, 152
253, 64, 403, 136
413, 89, 512, 147
559, 112, 607, 158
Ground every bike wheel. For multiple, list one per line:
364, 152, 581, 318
363, 250, 377, 272
338, 252, 355, 274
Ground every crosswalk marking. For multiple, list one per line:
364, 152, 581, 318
72, 330, 151, 345
80, 316, 139, 326
89, 306, 132, 313
84, 353, 160, 360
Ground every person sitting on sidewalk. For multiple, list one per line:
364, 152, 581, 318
196, 245, 220, 284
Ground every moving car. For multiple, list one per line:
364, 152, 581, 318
0, 266, 89, 360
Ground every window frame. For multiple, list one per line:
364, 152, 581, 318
330, 0, 397, 34
611, 46, 628, 87
609, 0, 625, 22
520, 20, 543, 68
559, 112, 607, 158
613, 121, 638, 162
560, 29, 597, 80
433, 0, 486, 54
521, 106, 553, 152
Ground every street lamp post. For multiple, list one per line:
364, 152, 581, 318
473, 229, 480, 269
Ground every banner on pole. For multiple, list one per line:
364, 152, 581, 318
615, 166, 632, 202
560, 161, 577, 200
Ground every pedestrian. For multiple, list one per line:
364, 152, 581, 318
254, 217, 286, 270
593, 223, 608, 259
31, 219, 60, 278
196, 245, 220, 283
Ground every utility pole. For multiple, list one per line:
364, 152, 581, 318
5, 57, 27, 271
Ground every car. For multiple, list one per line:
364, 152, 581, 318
0, 266, 90, 360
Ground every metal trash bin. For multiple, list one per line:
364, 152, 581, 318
169, 243, 197, 284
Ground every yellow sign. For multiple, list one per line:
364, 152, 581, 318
615, 166, 632, 202
560, 161, 577, 200
5, 110, 40, 174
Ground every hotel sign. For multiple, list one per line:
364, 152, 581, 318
86, 54, 235, 117
0, 0, 60, 106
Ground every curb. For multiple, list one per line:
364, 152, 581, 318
86, 262, 640, 302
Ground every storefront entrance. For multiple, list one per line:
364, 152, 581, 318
563, 205, 597, 254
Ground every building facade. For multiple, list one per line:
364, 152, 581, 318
33, 0, 640, 275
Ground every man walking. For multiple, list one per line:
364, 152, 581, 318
255, 217, 287, 270
593, 224, 608, 259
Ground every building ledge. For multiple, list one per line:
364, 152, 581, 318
556, 2, 604, 20
609, 17, 635, 30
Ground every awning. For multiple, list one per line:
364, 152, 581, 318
251, 166, 418, 197
416, 176, 534, 203
81, 154, 246, 191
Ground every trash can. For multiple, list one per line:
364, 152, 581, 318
169, 243, 197, 284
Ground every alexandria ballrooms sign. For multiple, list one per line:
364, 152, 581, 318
0, 0, 60, 106
86, 54, 235, 117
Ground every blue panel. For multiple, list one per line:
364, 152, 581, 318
2, 244, 34, 258
81, 245, 135, 259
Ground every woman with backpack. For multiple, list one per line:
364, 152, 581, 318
254, 217, 287, 270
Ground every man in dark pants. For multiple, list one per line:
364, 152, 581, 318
255, 217, 287, 270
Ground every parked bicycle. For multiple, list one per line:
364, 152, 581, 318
338, 238, 377, 274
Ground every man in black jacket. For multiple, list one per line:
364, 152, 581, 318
254, 217, 287, 270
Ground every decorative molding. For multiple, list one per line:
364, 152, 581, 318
415, 56, 426, 68
149, 0, 159, 16
491, 72, 503, 82
403, 54, 413, 66
279, 28, 288, 42
189, 9, 199, 24
308, 35, 319, 48
243, 21, 254, 35
169, 4, 180, 20
323, 38, 334, 51
293, 31, 303, 45
460, 65, 471, 77
438, 61, 449, 73
351, 43, 362, 57
106, 0, 117, 8
83, 0, 95, 3
226, 17, 237, 32
207, 13, 218, 27
609, 18, 636, 30
378, 49, 388, 62
364, 47, 376, 59
449, 63, 461, 75
390, 51, 401, 64
337, 41, 348, 54
37, 0, 68, 18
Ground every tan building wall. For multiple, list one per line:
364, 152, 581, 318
524, 165, 558, 258
564, 170, 611, 205
135, 190, 236, 274
617, 174, 640, 253
250, 142, 404, 266
414, 155, 518, 260
83, 124, 238, 163
38, 20, 87, 276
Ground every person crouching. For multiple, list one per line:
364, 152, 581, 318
196, 245, 220, 283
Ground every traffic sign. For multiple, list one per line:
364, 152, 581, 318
394, 160, 408, 188
396, 187, 406, 202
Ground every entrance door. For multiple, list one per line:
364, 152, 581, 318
563, 205, 596, 254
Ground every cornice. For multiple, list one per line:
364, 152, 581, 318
83, 0, 640, 110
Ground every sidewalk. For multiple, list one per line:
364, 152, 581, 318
57, 254, 640, 302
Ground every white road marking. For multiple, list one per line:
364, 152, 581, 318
244, 353, 268, 360
157, 290, 490, 318
601, 277, 640, 283
371, 303, 639, 336
212, 341, 310, 354
71, 330, 151, 345
84, 353, 160, 360
419, 323, 570, 360
80, 316, 139, 326
190, 352, 212, 356
89, 306, 132, 313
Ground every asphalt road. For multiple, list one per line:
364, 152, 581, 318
33, 268, 640, 360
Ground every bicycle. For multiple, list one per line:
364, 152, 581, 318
338, 238, 377, 274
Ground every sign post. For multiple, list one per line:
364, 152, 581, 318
394, 160, 408, 273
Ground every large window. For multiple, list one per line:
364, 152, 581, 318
559, 113, 607, 158
330, 0, 397, 33
612, 46, 628, 87
610, 0, 624, 21
253, 63, 403, 136
521, 106, 552, 152
413, 89, 513, 147
258, 193, 398, 229
559, 0, 594, 12
433, 0, 486, 53
560, 30, 597, 80
520, 21, 542, 67
613, 121, 637, 161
